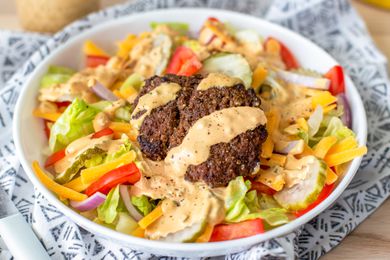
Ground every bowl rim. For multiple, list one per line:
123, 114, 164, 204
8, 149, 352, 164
13, 7, 367, 254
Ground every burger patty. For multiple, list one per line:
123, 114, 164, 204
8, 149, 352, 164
133, 74, 267, 187
134, 74, 202, 161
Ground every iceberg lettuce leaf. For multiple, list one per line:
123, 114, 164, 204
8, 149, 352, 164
225, 176, 260, 222
49, 98, 99, 152
105, 140, 132, 163
40, 65, 75, 89
115, 212, 138, 234
97, 186, 121, 224
225, 177, 290, 226
131, 195, 156, 216
322, 116, 355, 140
258, 208, 289, 226
150, 22, 189, 35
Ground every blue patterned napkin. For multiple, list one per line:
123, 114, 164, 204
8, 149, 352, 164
0, 0, 389, 259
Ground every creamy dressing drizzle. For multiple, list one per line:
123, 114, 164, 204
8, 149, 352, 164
284, 155, 315, 188
54, 135, 123, 174
166, 106, 267, 177
261, 82, 313, 128
130, 33, 172, 78
130, 82, 181, 131
197, 73, 242, 90
134, 106, 267, 239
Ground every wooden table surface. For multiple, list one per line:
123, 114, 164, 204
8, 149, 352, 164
1, 0, 389, 259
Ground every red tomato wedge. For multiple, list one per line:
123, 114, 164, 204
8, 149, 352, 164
250, 181, 277, 196
207, 17, 220, 22
324, 65, 345, 95
209, 219, 264, 242
55, 101, 71, 108
265, 37, 299, 70
92, 128, 114, 139
166, 46, 202, 76
86, 55, 110, 68
85, 163, 140, 196
294, 183, 335, 217
45, 149, 66, 168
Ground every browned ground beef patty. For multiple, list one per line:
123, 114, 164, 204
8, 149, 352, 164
133, 74, 267, 187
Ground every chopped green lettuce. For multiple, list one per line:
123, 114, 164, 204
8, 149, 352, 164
322, 116, 355, 140
55, 147, 105, 184
258, 194, 281, 209
327, 105, 344, 118
298, 130, 309, 144
105, 140, 132, 163
257, 208, 289, 226
309, 116, 355, 147
93, 218, 116, 229
131, 195, 156, 216
115, 107, 133, 121
40, 74, 72, 88
115, 212, 138, 234
225, 177, 290, 226
90, 101, 133, 121
183, 40, 202, 52
47, 65, 76, 75
150, 22, 189, 35
89, 100, 112, 111
97, 186, 121, 224
49, 98, 99, 152
257, 195, 289, 226
120, 73, 144, 93
225, 176, 261, 222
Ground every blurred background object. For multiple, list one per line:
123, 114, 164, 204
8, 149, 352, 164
360, 0, 390, 9
15, 0, 100, 33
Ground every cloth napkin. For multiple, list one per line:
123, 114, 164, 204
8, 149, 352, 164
0, 0, 389, 259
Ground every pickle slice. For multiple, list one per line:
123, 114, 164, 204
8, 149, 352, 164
202, 53, 252, 88
159, 221, 206, 242
273, 157, 326, 211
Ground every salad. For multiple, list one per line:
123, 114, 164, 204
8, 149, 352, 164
32, 18, 367, 243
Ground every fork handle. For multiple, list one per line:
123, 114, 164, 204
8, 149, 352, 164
0, 213, 50, 260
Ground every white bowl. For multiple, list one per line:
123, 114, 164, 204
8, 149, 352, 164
13, 8, 367, 257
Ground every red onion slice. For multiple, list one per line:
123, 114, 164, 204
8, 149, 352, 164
337, 93, 352, 128
276, 70, 330, 90
70, 192, 106, 212
119, 185, 143, 221
91, 81, 118, 101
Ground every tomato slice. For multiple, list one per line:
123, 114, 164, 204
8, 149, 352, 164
92, 128, 114, 139
86, 55, 110, 68
85, 163, 140, 196
265, 37, 299, 70
250, 181, 277, 196
209, 219, 264, 242
325, 65, 345, 95
294, 183, 335, 217
55, 101, 71, 108
45, 149, 66, 168
207, 17, 220, 22
166, 46, 202, 76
